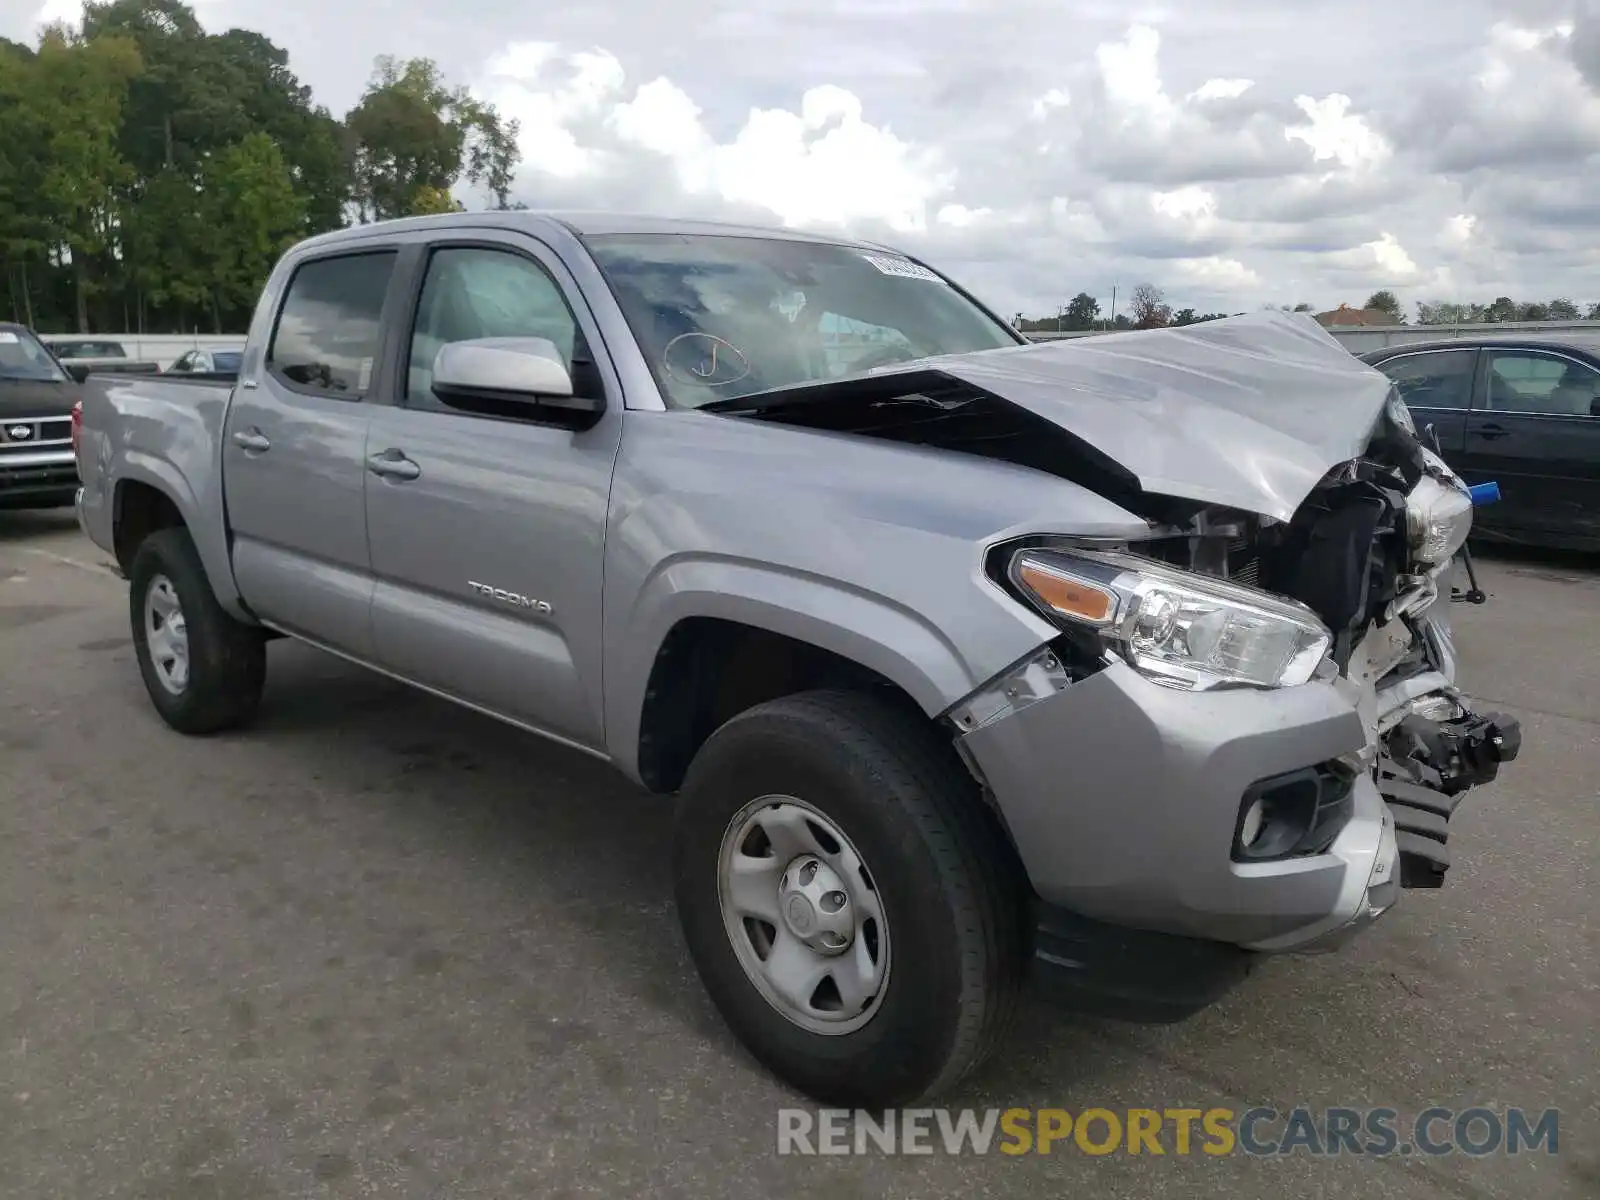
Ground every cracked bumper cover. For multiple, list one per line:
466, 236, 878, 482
958, 657, 1400, 953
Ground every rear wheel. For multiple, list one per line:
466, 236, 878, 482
673, 689, 1028, 1107
128, 527, 266, 734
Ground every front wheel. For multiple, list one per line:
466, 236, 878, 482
673, 689, 1028, 1108
128, 527, 267, 735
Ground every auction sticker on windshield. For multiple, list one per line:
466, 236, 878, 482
860, 254, 946, 284
0, 332, 17, 343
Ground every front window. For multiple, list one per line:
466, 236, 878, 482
583, 233, 1019, 409
0, 328, 70, 383
1376, 349, 1475, 410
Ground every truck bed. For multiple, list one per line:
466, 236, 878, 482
76, 373, 238, 598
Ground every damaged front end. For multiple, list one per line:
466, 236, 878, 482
1050, 399, 1522, 891
709, 311, 1522, 901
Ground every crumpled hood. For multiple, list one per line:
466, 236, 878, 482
868, 310, 1394, 523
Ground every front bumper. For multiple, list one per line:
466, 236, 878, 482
0, 451, 79, 509
958, 656, 1401, 953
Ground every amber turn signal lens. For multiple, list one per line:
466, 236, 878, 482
1016, 560, 1115, 623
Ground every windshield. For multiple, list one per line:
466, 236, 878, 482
583, 233, 1020, 408
0, 328, 70, 382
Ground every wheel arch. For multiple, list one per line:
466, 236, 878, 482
612, 566, 986, 793
111, 456, 250, 621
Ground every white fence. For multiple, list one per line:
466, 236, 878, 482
45, 333, 245, 371
1026, 320, 1600, 355
1309, 320, 1600, 355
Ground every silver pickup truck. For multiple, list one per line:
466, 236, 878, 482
74, 211, 1521, 1107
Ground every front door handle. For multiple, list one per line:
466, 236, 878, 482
1473, 423, 1511, 441
232, 428, 270, 453
367, 449, 421, 481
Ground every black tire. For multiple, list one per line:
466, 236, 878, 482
673, 688, 1028, 1108
128, 526, 267, 735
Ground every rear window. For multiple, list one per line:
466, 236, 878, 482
268, 251, 397, 395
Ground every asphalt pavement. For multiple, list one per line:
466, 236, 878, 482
1, 507, 1595, 1199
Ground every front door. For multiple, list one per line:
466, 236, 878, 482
221, 248, 401, 657
364, 237, 622, 752
1461, 346, 1600, 543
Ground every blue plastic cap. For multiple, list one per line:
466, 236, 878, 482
1468, 481, 1501, 505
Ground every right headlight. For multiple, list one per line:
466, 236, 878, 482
1407, 453, 1474, 566
1007, 547, 1331, 692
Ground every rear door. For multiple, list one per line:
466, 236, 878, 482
363, 234, 623, 751
1368, 346, 1478, 456
1462, 346, 1600, 542
222, 247, 403, 656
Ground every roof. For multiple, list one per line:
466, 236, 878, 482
295, 209, 902, 255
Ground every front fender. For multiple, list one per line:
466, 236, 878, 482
604, 555, 1017, 784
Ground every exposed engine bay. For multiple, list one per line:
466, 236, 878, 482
710, 336, 1522, 893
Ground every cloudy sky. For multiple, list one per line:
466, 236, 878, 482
8, 0, 1600, 319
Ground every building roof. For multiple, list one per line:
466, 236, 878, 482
1315, 304, 1397, 328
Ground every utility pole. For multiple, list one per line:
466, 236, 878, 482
1108, 284, 1117, 329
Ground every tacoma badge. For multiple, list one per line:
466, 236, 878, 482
468, 581, 552, 614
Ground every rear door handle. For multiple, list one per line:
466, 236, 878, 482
232, 429, 270, 453
1473, 423, 1511, 441
367, 449, 421, 481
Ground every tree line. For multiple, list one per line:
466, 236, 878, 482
1019, 286, 1600, 334
1364, 290, 1600, 326
0, 0, 522, 335
1015, 285, 1241, 333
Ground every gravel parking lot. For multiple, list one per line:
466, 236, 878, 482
1, 508, 1595, 1199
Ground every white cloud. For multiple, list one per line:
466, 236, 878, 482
1445, 213, 1477, 245
1325, 232, 1420, 281
479, 46, 952, 232
1190, 78, 1254, 102
33, 0, 81, 24
1285, 94, 1390, 170
1097, 24, 1171, 120
1030, 87, 1071, 119
936, 203, 992, 228
1150, 185, 1217, 224
1174, 256, 1261, 289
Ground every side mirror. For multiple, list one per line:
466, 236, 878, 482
431, 337, 601, 418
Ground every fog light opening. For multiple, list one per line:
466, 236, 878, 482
1233, 764, 1356, 862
